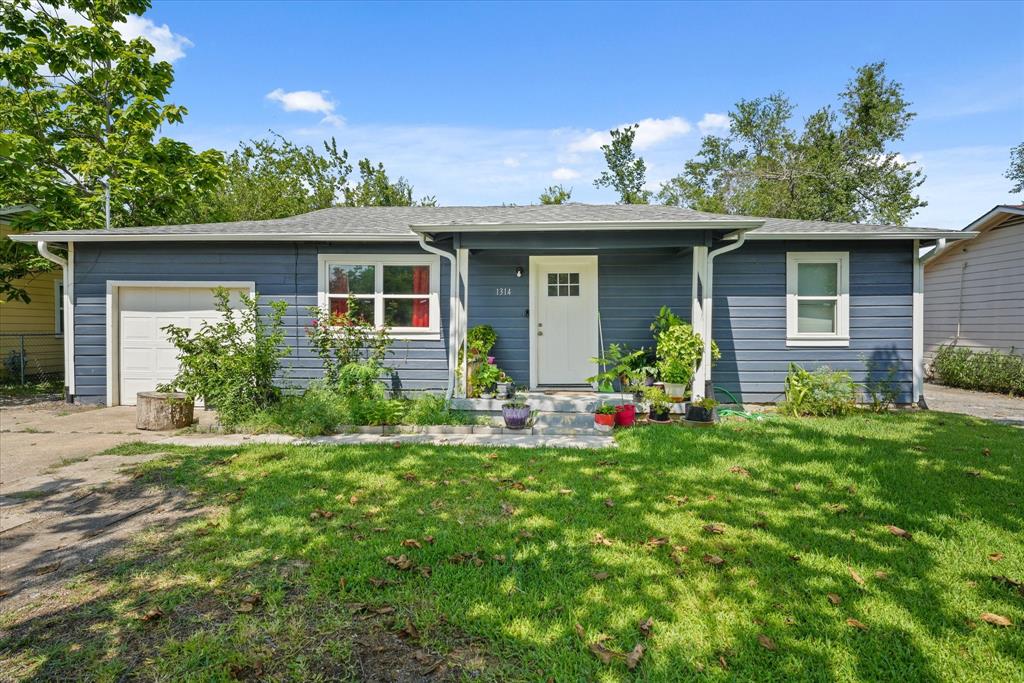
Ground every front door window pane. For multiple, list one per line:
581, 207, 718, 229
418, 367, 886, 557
797, 300, 837, 334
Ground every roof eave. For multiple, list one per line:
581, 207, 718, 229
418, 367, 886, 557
964, 205, 1024, 232
8, 232, 421, 244
723, 230, 979, 241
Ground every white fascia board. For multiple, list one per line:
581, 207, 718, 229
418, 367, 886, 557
723, 230, 979, 241
409, 220, 765, 233
964, 205, 1024, 232
9, 232, 420, 243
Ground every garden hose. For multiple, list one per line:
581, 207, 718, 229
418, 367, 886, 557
713, 385, 773, 421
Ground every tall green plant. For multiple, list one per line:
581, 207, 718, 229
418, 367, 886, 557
781, 363, 856, 416
306, 295, 392, 386
160, 288, 289, 426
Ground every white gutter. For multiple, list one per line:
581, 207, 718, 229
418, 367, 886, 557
36, 241, 73, 401
10, 232, 421, 243
417, 234, 459, 400
701, 230, 750, 398
409, 219, 764, 233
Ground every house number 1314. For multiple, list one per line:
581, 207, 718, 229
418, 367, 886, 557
496, 287, 512, 296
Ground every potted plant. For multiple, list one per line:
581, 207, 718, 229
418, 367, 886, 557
644, 386, 672, 423
684, 397, 719, 426
594, 404, 616, 432
502, 393, 531, 430
495, 372, 513, 399
474, 361, 501, 398
588, 343, 644, 393
464, 324, 498, 396
614, 403, 637, 427
655, 322, 705, 401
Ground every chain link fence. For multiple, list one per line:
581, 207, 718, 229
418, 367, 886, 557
0, 333, 65, 386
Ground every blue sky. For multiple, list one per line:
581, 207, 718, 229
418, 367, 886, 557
138, 0, 1023, 227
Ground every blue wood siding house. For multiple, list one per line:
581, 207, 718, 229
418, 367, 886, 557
12, 205, 975, 406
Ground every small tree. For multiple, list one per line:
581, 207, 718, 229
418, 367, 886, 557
593, 125, 651, 204
1007, 142, 1024, 194
539, 184, 572, 204
160, 289, 289, 427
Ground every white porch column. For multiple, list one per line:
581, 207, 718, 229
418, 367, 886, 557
456, 246, 470, 397
912, 239, 924, 406
690, 246, 709, 401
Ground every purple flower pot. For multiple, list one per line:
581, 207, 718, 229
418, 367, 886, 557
502, 404, 531, 430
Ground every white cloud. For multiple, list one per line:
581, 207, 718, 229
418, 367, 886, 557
118, 15, 192, 63
567, 116, 693, 153
551, 167, 581, 181
503, 157, 522, 168
52, 6, 192, 63
697, 112, 730, 135
266, 88, 344, 127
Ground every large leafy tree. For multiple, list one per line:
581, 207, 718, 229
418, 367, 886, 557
658, 62, 926, 224
194, 134, 353, 223
539, 184, 572, 205
0, 0, 224, 300
1007, 142, 1024, 195
343, 158, 436, 207
593, 124, 651, 204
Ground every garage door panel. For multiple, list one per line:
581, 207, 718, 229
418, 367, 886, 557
118, 285, 247, 405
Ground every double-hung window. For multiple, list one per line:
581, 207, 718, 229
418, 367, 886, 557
786, 252, 849, 346
318, 254, 441, 339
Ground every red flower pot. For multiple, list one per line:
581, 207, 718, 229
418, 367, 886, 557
614, 404, 636, 427
594, 413, 615, 430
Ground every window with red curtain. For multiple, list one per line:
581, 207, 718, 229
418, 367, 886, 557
411, 265, 429, 328
322, 257, 437, 335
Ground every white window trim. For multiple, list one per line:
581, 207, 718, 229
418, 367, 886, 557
317, 253, 441, 340
53, 279, 64, 337
786, 251, 850, 347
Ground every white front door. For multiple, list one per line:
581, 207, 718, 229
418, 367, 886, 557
531, 256, 599, 386
117, 286, 246, 405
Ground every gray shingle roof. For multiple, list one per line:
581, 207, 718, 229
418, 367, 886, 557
8, 204, 968, 241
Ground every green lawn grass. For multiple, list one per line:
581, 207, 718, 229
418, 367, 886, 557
2, 412, 1022, 681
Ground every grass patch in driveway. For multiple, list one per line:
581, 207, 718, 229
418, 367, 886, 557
1, 411, 1021, 681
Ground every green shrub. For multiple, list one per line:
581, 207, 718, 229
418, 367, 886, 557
932, 345, 1024, 396
242, 383, 345, 437
403, 393, 470, 426
781, 363, 856, 417
467, 324, 497, 356
160, 288, 289, 427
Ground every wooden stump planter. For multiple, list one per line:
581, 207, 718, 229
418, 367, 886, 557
136, 392, 195, 431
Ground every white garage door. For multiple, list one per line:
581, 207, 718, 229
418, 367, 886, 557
118, 286, 247, 406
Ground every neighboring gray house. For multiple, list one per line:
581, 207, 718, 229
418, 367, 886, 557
10, 205, 975, 407
923, 204, 1024, 369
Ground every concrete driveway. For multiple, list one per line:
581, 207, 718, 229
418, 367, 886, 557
0, 402, 218, 609
924, 383, 1024, 427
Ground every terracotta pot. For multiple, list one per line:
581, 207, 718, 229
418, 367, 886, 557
594, 413, 615, 432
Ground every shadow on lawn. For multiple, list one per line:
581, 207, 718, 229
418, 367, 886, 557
1, 412, 1021, 681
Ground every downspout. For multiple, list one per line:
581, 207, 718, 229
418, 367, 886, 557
702, 230, 749, 399
417, 233, 458, 400
37, 241, 72, 403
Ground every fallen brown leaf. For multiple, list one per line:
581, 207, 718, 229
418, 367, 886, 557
574, 623, 586, 640
988, 552, 1005, 562
624, 643, 645, 670
140, 606, 164, 622
401, 539, 422, 549
398, 617, 420, 640
592, 571, 610, 581
338, 577, 347, 591
500, 502, 517, 516
604, 498, 615, 508
848, 567, 866, 587
846, 618, 868, 630
874, 571, 889, 580
644, 536, 669, 549
757, 634, 777, 651
702, 523, 726, 535
982, 448, 991, 457
368, 577, 396, 588
384, 554, 415, 571
979, 612, 1012, 627
728, 465, 751, 477
886, 525, 913, 541
592, 533, 613, 547
703, 554, 725, 567
638, 617, 653, 637
32, 561, 61, 576
423, 535, 435, 544
588, 641, 617, 665
558, 488, 573, 495
827, 593, 842, 605
419, 565, 432, 578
